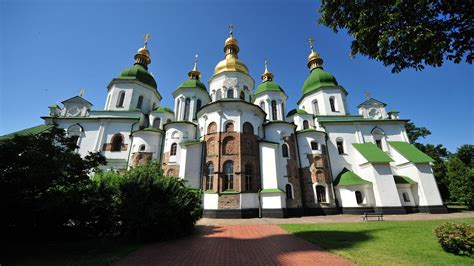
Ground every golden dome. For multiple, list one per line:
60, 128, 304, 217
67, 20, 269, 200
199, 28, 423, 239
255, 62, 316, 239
307, 37, 323, 70
137, 47, 150, 57
225, 36, 239, 47
214, 56, 249, 76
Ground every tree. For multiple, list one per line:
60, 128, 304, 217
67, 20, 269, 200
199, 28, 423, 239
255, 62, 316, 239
319, 1, 473, 73
456, 144, 474, 168
446, 157, 474, 209
405, 121, 431, 144
0, 126, 105, 235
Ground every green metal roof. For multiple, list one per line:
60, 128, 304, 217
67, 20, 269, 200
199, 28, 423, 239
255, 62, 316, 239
118, 63, 157, 89
153, 106, 174, 114
48, 104, 60, 108
353, 143, 394, 163
334, 168, 372, 186
254, 81, 286, 96
287, 108, 310, 117
260, 188, 284, 193
177, 79, 207, 91
393, 175, 417, 184
389, 141, 435, 163
0, 124, 54, 141
302, 68, 338, 95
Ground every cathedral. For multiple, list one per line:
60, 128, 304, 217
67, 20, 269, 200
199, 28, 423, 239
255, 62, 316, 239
4, 30, 447, 218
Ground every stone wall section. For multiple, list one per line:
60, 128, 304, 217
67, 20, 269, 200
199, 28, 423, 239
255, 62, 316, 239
285, 134, 302, 208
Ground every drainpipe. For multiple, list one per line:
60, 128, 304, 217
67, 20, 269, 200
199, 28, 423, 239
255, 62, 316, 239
324, 133, 338, 210
158, 123, 166, 172
258, 189, 262, 218
126, 122, 138, 169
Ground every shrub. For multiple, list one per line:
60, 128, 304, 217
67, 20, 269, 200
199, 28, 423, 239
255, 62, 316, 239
434, 222, 474, 257
119, 163, 202, 241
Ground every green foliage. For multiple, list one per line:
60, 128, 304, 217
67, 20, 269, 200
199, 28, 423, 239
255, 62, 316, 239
0, 126, 105, 236
405, 121, 431, 144
456, 144, 474, 168
434, 222, 473, 257
319, 1, 473, 73
446, 157, 474, 209
118, 163, 202, 241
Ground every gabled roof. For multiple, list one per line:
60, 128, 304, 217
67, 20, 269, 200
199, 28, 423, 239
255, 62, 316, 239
61, 95, 93, 106
388, 141, 435, 163
357, 98, 387, 108
393, 175, 417, 184
0, 124, 54, 141
334, 168, 372, 186
286, 108, 309, 117
353, 143, 393, 163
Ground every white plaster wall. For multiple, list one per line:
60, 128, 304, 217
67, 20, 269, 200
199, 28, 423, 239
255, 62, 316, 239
253, 91, 288, 121
261, 193, 286, 209
358, 164, 402, 207
129, 131, 163, 160
179, 143, 202, 188
208, 72, 255, 102
106, 81, 161, 113
259, 143, 279, 189
336, 185, 375, 207
298, 88, 348, 115
173, 88, 210, 121
203, 193, 218, 209
163, 122, 197, 164
264, 123, 296, 187
149, 111, 174, 130
296, 131, 326, 168
396, 185, 416, 206
241, 193, 259, 209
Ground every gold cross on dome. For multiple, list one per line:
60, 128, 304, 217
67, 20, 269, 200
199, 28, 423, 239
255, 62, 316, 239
308, 37, 315, 50
228, 24, 234, 35
365, 90, 371, 99
144, 33, 151, 47
79, 88, 85, 97
194, 54, 199, 64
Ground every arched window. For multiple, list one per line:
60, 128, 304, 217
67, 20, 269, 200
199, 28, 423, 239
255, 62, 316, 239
139, 144, 146, 152
245, 164, 252, 191
225, 122, 234, 132
355, 191, 363, 204
167, 119, 172, 123
313, 100, 320, 115
271, 100, 278, 120
67, 124, 82, 147
152, 102, 156, 110
170, 143, 177, 156
259, 101, 265, 110
111, 134, 123, 152
303, 120, 309, 129
136, 95, 144, 109
216, 90, 222, 100
227, 89, 234, 98
240, 91, 245, 100
223, 136, 235, 155
329, 97, 337, 112
196, 99, 202, 111
285, 184, 293, 199
116, 91, 125, 107
402, 192, 410, 202
311, 141, 319, 151
153, 118, 161, 129
243, 122, 254, 134
183, 98, 190, 120
282, 144, 289, 158
175, 100, 180, 119
223, 161, 234, 190
207, 138, 216, 155
372, 127, 385, 150
336, 138, 344, 154
207, 122, 217, 134
316, 185, 326, 203
206, 162, 214, 191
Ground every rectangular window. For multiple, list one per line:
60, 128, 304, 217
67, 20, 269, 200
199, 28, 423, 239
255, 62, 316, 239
311, 141, 319, 151
376, 139, 382, 149
245, 175, 252, 190
206, 175, 213, 190
403, 192, 410, 202
337, 141, 344, 154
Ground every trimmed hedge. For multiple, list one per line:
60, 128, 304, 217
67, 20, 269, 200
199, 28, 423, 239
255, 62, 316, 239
434, 222, 473, 257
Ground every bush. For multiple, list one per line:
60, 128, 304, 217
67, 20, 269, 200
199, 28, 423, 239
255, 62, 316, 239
434, 222, 474, 257
118, 163, 202, 241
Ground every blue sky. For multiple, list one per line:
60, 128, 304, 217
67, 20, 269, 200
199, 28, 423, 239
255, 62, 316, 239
1, 0, 472, 151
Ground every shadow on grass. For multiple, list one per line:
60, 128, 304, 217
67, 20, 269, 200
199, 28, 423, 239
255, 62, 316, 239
291, 229, 377, 251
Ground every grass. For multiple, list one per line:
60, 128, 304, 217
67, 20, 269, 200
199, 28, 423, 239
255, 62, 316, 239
281, 218, 474, 265
1, 239, 143, 266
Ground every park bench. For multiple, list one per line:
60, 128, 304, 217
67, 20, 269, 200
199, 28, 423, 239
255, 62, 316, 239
362, 212, 383, 221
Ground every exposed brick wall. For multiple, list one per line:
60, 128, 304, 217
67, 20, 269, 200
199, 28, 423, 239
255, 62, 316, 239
162, 151, 180, 177
130, 152, 153, 167
218, 194, 240, 209
284, 134, 302, 208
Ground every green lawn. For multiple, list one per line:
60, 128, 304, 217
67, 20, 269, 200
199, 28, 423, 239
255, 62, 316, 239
281, 218, 474, 265
1, 239, 142, 266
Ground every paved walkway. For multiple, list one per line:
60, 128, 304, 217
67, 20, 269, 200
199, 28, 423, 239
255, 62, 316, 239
116, 224, 354, 266
117, 212, 473, 265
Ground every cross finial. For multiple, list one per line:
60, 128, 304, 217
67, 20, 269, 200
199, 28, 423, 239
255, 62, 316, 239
364, 90, 371, 99
308, 37, 314, 51
264, 58, 269, 70
79, 88, 85, 97
228, 24, 234, 36
144, 33, 151, 48
193, 54, 199, 70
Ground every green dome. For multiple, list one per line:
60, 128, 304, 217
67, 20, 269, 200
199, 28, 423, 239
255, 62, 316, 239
301, 68, 338, 95
254, 81, 286, 96
178, 79, 207, 92
153, 106, 174, 114
119, 63, 157, 89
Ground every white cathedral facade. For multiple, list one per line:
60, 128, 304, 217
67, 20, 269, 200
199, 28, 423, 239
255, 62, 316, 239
12, 32, 447, 218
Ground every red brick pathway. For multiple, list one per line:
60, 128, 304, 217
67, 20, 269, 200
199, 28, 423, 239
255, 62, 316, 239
116, 224, 354, 266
